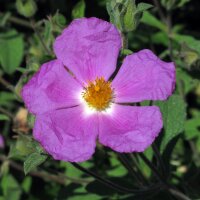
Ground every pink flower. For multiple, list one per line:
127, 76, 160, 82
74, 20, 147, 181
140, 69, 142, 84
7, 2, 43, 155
0, 134, 5, 149
22, 18, 175, 162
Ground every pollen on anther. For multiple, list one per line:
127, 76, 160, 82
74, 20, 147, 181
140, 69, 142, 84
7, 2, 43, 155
82, 77, 114, 111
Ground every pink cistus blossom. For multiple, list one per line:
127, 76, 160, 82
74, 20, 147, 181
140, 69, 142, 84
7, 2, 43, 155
22, 17, 175, 162
0, 134, 4, 149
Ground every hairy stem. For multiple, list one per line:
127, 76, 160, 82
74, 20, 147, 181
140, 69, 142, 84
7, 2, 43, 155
138, 153, 191, 200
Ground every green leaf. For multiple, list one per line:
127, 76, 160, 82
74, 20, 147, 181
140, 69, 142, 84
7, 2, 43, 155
0, 91, 16, 108
184, 118, 200, 140
21, 177, 32, 193
176, 68, 198, 94
0, 30, 24, 74
173, 34, 200, 54
16, 0, 37, 18
141, 11, 167, 32
72, 0, 86, 19
137, 3, 153, 12
0, 114, 9, 121
121, 48, 133, 56
154, 95, 187, 152
24, 152, 47, 175
1, 175, 22, 200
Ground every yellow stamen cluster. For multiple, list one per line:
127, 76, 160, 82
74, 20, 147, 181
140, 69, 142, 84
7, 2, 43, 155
82, 77, 113, 111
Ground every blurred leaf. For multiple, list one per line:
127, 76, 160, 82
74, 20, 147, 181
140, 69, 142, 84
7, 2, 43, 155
154, 95, 187, 152
0, 30, 24, 74
180, 44, 199, 69
16, 0, 37, 18
184, 118, 200, 140
121, 49, 133, 56
0, 92, 16, 108
24, 152, 47, 175
16, 135, 35, 156
107, 154, 127, 177
72, 0, 85, 19
173, 34, 200, 54
0, 12, 11, 27
0, 114, 9, 121
1, 174, 22, 200
151, 32, 168, 46
22, 176, 32, 193
161, 0, 190, 10
141, 11, 167, 32
176, 68, 198, 94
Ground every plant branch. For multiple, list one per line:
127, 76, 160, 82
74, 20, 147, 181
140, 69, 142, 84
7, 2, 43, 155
0, 155, 91, 185
152, 0, 166, 23
30, 21, 52, 56
118, 153, 145, 187
152, 143, 166, 178
138, 153, 191, 200
0, 12, 32, 29
0, 76, 15, 92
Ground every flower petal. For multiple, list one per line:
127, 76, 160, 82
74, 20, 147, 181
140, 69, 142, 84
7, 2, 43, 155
98, 104, 163, 152
112, 49, 175, 102
53, 17, 122, 83
34, 106, 98, 162
21, 59, 83, 115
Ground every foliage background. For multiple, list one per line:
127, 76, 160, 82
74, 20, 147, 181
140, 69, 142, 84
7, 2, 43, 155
0, 0, 200, 199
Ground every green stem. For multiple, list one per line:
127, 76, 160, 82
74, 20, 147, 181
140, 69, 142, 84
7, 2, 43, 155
0, 12, 32, 29
31, 21, 52, 56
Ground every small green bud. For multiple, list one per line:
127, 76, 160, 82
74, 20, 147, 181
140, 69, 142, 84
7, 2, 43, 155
107, 0, 153, 33
16, 0, 37, 18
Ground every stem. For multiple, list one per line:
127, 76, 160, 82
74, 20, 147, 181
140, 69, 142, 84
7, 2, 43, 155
152, 0, 166, 23
0, 107, 14, 119
139, 153, 165, 184
0, 155, 90, 185
122, 32, 128, 49
0, 12, 32, 29
138, 153, 191, 200
71, 162, 161, 194
152, 144, 166, 178
31, 21, 52, 56
0, 76, 15, 92
118, 153, 144, 186
166, 10, 173, 60
169, 188, 192, 200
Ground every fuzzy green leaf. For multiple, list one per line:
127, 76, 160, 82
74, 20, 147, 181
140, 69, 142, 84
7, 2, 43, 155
24, 152, 47, 175
154, 95, 187, 152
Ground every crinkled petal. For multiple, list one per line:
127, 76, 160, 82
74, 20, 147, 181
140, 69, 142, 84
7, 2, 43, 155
53, 17, 122, 83
33, 106, 98, 162
21, 59, 83, 115
112, 49, 176, 102
98, 104, 163, 152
